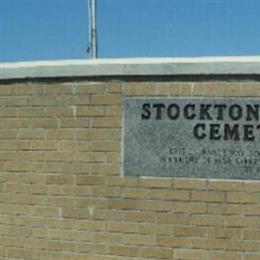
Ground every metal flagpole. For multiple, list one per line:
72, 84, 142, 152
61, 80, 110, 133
87, 0, 98, 59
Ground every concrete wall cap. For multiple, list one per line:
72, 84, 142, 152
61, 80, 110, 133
1, 56, 260, 80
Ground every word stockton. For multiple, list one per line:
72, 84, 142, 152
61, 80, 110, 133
141, 102, 260, 141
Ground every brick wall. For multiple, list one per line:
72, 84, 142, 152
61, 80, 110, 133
0, 80, 260, 259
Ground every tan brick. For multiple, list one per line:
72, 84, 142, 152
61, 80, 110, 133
243, 229, 260, 240
16, 84, 45, 96
244, 182, 260, 192
31, 206, 60, 217
60, 161, 90, 174
91, 95, 122, 105
18, 194, 47, 205
107, 151, 121, 163
107, 176, 139, 187
61, 185, 91, 196
90, 163, 120, 175
45, 84, 74, 95
225, 204, 241, 215
208, 227, 241, 239
192, 215, 225, 226
139, 200, 172, 212
37, 251, 63, 260
77, 106, 105, 116
0, 118, 30, 129
91, 117, 121, 128
1, 140, 30, 150
212, 83, 228, 96
240, 83, 260, 97
4, 161, 31, 172
192, 83, 203, 96
6, 248, 33, 259
105, 106, 122, 116
62, 230, 92, 241
46, 218, 76, 229
7, 226, 32, 237
225, 240, 259, 251
95, 209, 123, 221
109, 245, 139, 257
28, 96, 58, 106
47, 240, 77, 251
142, 247, 173, 259
158, 213, 191, 225
76, 129, 120, 140
76, 175, 105, 185
108, 222, 139, 233
46, 175, 74, 185
0, 108, 17, 117
74, 152, 106, 163
191, 239, 226, 250
60, 118, 89, 128
17, 108, 44, 118
93, 231, 124, 244
19, 238, 47, 250
76, 198, 106, 208
17, 129, 45, 140
105, 82, 122, 93
244, 253, 260, 260
46, 107, 75, 117
207, 203, 225, 214
156, 83, 181, 96
228, 83, 241, 96
139, 224, 172, 235
61, 95, 90, 105
208, 251, 242, 260
60, 141, 89, 152
125, 211, 157, 223
124, 234, 157, 246
0, 96, 29, 107
79, 220, 105, 231
224, 216, 259, 227
19, 174, 45, 184
192, 191, 225, 202
244, 205, 260, 216
173, 178, 207, 190
179, 84, 192, 96
91, 141, 120, 152
174, 249, 208, 259
227, 192, 259, 203
158, 236, 191, 248
77, 84, 105, 94
207, 180, 243, 191
92, 186, 121, 198
174, 202, 207, 213
30, 118, 58, 128
0, 85, 16, 96
139, 178, 172, 188
173, 226, 207, 238
0, 129, 17, 139
46, 152, 74, 162
159, 190, 190, 201
62, 207, 91, 219
31, 140, 58, 151
123, 188, 156, 199
46, 129, 75, 140
107, 199, 138, 210
124, 82, 157, 96
76, 242, 107, 254
203, 83, 216, 96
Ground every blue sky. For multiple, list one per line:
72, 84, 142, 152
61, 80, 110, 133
1, 0, 260, 62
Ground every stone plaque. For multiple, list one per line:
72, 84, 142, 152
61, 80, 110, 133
123, 97, 260, 179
